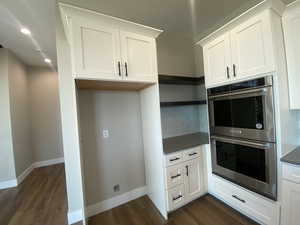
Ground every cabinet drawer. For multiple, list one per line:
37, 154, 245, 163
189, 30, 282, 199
165, 152, 183, 167
212, 176, 279, 225
183, 147, 201, 161
166, 164, 185, 189
283, 163, 300, 184
167, 184, 186, 211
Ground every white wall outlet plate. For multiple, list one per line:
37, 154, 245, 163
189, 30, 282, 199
102, 129, 109, 138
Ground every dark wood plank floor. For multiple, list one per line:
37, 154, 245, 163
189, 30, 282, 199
0, 164, 68, 225
0, 164, 257, 225
89, 195, 258, 225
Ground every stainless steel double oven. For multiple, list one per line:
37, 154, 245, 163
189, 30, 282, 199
208, 76, 277, 200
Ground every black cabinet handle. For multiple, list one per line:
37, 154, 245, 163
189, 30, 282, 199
226, 66, 230, 79
118, 62, 121, 76
171, 174, 181, 179
186, 165, 189, 176
125, 62, 128, 76
232, 195, 245, 203
172, 195, 182, 201
188, 152, 197, 156
233, 64, 236, 77
170, 157, 180, 162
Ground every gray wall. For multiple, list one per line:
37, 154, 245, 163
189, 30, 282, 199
7, 51, 33, 177
159, 83, 208, 138
194, 45, 205, 76
78, 90, 145, 205
157, 33, 196, 76
27, 67, 64, 162
0, 49, 64, 183
0, 49, 17, 182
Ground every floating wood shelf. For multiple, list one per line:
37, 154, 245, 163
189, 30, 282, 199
160, 100, 207, 107
159, 74, 204, 85
75, 79, 154, 91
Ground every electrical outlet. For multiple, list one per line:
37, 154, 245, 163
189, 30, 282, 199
113, 184, 120, 192
102, 129, 109, 138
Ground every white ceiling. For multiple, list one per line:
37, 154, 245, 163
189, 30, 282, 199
0, 0, 56, 67
0, 0, 295, 67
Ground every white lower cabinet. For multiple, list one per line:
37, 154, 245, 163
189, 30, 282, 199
210, 175, 279, 225
165, 146, 206, 212
281, 163, 300, 225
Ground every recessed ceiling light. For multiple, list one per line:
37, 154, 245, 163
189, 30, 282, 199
20, 28, 31, 36
44, 58, 51, 64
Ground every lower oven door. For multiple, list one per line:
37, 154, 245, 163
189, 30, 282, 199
211, 135, 277, 200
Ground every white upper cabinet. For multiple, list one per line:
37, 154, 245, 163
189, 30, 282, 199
230, 13, 274, 79
72, 20, 121, 80
120, 31, 157, 82
200, 9, 279, 88
283, 2, 300, 109
203, 33, 231, 86
60, 4, 162, 83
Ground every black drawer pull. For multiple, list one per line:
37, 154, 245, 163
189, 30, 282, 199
233, 64, 237, 77
118, 61, 121, 76
172, 195, 182, 201
170, 157, 180, 162
188, 152, 197, 156
125, 62, 128, 76
232, 195, 245, 203
226, 66, 230, 79
171, 174, 181, 179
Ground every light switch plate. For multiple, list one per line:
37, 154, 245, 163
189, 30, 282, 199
103, 129, 109, 138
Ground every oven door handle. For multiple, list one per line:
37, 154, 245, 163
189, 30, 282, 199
208, 87, 268, 100
211, 135, 271, 149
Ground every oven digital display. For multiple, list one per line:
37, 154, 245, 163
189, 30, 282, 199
216, 141, 266, 182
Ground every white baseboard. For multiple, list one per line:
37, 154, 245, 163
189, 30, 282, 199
17, 164, 35, 185
87, 186, 147, 217
68, 209, 83, 225
0, 179, 17, 190
34, 157, 64, 168
1, 157, 65, 190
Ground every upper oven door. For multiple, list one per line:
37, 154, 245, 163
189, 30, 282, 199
208, 86, 275, 142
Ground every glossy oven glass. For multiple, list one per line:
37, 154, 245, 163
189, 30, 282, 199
213, 96, 264, 130
208, 85, 275, 142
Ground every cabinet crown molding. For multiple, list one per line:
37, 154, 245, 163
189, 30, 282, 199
196, 0, 285, 47
59, 2, 163, 43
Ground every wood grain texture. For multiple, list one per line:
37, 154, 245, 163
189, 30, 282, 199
88, 195, 258, 225
0, 164, 257, 225
0, 164, 68, 225
76, 79, 154, 91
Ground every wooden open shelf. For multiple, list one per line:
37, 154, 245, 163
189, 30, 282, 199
159, 74, 204, 85
76, 79, 154, 91
160, 100, 207, 107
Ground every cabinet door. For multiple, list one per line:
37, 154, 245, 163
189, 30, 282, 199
120, 31, 157, 82
203, 33, 231, 87
184, 158, 203, 202
281, 180, 300, 225
283, 5, 300, 109
230, 12, 274, 79
72, 19, 121, 80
